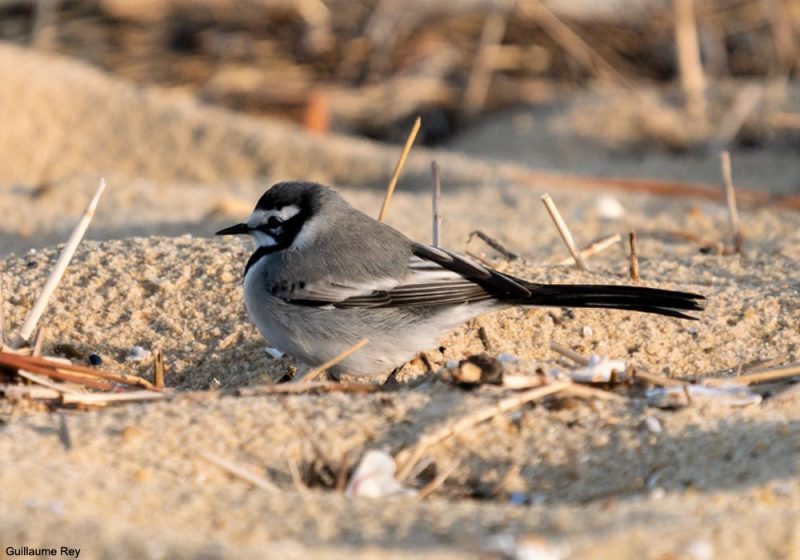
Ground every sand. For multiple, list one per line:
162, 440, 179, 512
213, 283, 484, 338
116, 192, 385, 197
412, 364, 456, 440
2, 45, 800, 559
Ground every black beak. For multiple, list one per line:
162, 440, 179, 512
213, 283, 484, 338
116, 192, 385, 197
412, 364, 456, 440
215, 223, 251, 236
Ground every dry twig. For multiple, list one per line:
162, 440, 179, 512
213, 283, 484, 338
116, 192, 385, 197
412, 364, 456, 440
19, 179, 106, 342
15, 369, 82, 395
556, 234, 621, 266
416, 458, 461, 500
720, 151, 743, 253
549, 342, 589, 366
463, 9, 508, 119
629, 231, 640, 281
0, 352, 160, 391
541, 194, 589, 271
31, 328, 45, 357
713, 84, 763, 148
673, 0, 706, 123
294, 338, 369, 383
704, 362, 800, 387
378, 117, 421, 222
467, 230, 518, 261
60, 390, 170, 405
154, 350, 165, 389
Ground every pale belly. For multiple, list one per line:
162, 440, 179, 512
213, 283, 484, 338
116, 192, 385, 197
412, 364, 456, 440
242, 263, 493, 376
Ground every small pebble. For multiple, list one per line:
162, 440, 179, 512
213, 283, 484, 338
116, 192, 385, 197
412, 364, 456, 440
497, 353, 519, 363
264, 347, 284, 359
685, 539, 713, 560
509, 492, 529, 506
596, 195, 625, 220
581, 326, 593, 337
88, 353, 103, 366
643, 416, 663, 434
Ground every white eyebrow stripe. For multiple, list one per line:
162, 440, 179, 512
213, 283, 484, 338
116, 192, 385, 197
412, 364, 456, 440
247, 205, 301, 226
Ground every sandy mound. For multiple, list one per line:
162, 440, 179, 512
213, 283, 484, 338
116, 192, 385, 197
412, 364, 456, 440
2, 178, 800, 557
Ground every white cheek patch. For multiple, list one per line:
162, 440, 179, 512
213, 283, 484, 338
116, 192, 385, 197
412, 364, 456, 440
290, 218, 318, 250
252, 231, 277, 247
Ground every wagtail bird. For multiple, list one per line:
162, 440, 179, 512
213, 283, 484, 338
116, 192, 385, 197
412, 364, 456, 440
217, 181, 703, 377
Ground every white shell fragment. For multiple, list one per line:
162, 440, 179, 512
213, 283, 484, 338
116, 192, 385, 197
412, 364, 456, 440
595, 195, 625, 220
264, 347, 285, 359
569, 355, 627, 383
124, 345, 151, 362
488, 533, 569, 560
345, 450, 416, 499
642, 416, 663, 434
646, 384, 762, 408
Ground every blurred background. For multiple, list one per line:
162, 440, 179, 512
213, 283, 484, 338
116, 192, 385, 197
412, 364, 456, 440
0, 0, 798, 241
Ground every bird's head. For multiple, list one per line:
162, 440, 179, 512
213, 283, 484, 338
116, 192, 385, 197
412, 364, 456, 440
215, 181, 333, 251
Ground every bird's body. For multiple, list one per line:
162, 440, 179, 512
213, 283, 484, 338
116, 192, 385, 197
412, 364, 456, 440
218, 181, 704, 377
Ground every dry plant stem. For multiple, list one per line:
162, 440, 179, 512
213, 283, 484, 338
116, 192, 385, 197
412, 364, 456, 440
704, 363, 800, 387
769, 111, 800, 129
154, 350, 165, 389
199, 451, 279, 493
541, 194, 589, 271
31, 327, 45, 357
761, 0, 800, 71
295, 338, 369, 383
549, 342, 589, 366
519, 0, 626, 84
720, 151, 743, 253
714, 84, 763, 148
377, 117, 421, 223
673, 0, 706, 124
16, 369, 83, 394
60, 390, 170, 405
395, 381, 570, 480
556, 234, 621, 266
287, 456, 309, 495
0, 351, 159, 391
463, 9, 507, 119
7, 360, 113, 391
477, 325, 491, 351
235, 380, 378, 396
467, 230, 518, 261
629, 231, 640, 281
431, 160, 442, 247
335, 452, 350, 493
1, 384, 61, 400
633, 368, 684, 387
32, 0, 59, 49
19, 178, 107, 342
416, 458, 461, 500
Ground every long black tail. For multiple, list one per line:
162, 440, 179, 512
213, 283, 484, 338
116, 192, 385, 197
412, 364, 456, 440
517, 282, 705, 320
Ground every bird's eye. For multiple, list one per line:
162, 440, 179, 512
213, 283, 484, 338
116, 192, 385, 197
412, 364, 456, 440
266, 216, 283, 228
